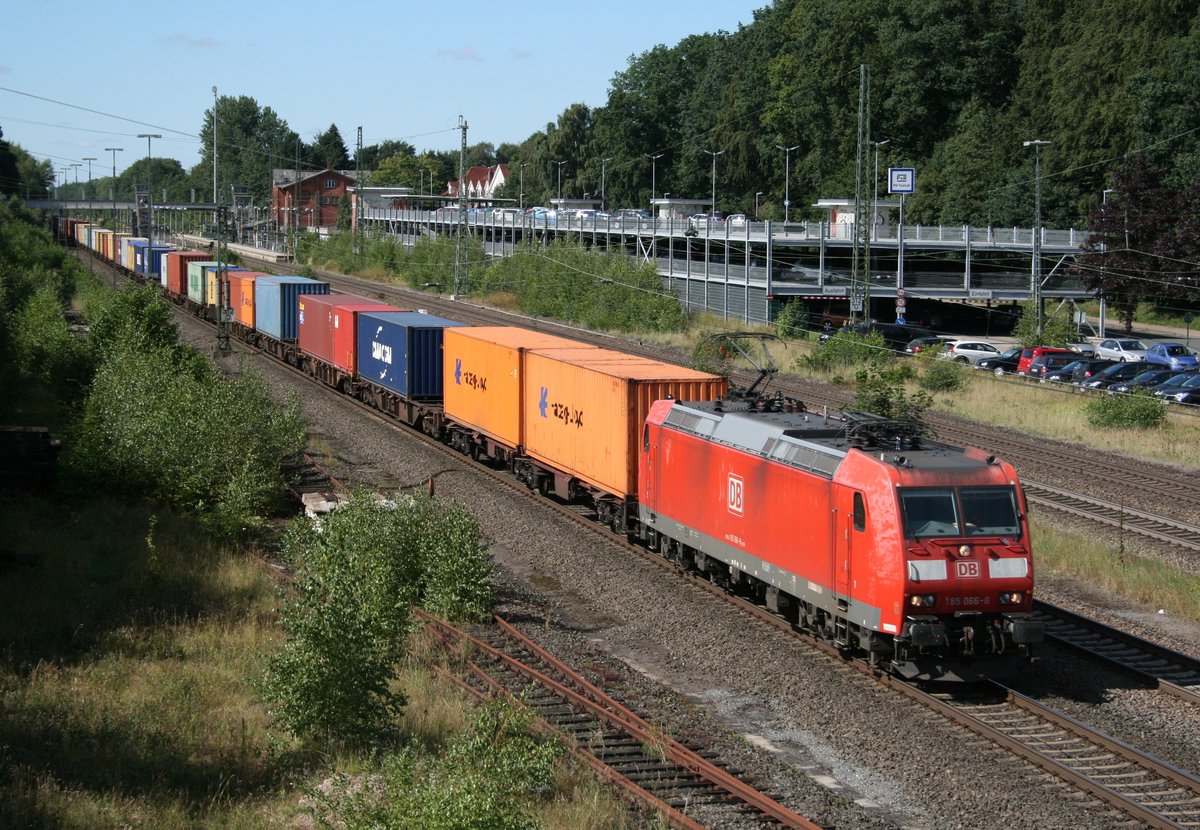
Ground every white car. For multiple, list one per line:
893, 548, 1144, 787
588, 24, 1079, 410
938, 339, 1002, 365
727, 214, 748, 227
1094, 338, 1149, 362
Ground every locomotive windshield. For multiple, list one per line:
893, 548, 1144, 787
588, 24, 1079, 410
899, 486, 1021, 539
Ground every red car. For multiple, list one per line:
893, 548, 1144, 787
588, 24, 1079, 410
1016, 346, 1073, 376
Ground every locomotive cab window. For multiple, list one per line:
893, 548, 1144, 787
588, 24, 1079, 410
960, 486, 1020, 537
899, 486, 1021, 539
899, 488, 959, 538
642, 424, 649, 452
852, 492, 866, 531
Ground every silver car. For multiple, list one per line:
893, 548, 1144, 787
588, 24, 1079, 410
1094, 338, 1149, 362
938, 339, 1002, 365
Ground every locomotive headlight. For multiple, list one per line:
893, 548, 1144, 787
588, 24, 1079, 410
999, 592, 1024, 605
958, 544, 972, 558
909, 594, 937, 607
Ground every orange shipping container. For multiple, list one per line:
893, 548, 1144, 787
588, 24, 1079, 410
227, 272, 272, 327
522, 348, 727, 498
442, 327, 599, 450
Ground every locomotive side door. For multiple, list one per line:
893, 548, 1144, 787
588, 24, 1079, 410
835, 489, 865, 598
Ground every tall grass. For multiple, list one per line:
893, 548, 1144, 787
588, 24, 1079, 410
1031, 519, 1200, 623
0, 493, 308, 828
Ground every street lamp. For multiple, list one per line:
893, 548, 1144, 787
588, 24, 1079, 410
518, 161, 527, 210
646, 152, 664, 201
82, 156, 96, 208
776, 143, 799, 223
104, 147, 123, 214
870, 139, 890, 241
419, 168, 425, 197
1023, 138, 1051, 341
138, 133, 162, 243
425, 168, 433, 196
212, 85, 219, 204
555, 160, 567, 201
755, 191, 763, 219
70, 163, 81, 198
703, 149, 723, 216
599, 156, 612, 209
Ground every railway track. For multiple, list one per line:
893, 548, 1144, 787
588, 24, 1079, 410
418, 609, 823, 830
85, 245, 1200, 824
259, 258, 1200, 547
1034, 601, 1200, 706
926, 682, 1200, 829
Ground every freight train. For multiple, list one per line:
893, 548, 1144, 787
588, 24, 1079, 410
52, 216, 1044, 682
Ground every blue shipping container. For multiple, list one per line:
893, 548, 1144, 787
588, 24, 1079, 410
149, 246, 173, 284
254, 276, 331, 341
129, 239, 150, 273
356, 311, 467, 399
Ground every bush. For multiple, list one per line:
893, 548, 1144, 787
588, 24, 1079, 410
918, 357, 966, 392
854, 367, 932, 421
261, 489, 494, 745
1012, 299, 1078, 347
806, 329, 891, 371
307, 700, 560, 829
65, 344, 305, 537
774, 301, 810, 339
1085, 390, 1167, 429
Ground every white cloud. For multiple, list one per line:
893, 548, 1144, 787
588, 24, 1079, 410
437, 47, 481, 61
161, 34, 220, 48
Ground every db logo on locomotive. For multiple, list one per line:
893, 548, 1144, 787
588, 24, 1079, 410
956, 560, 980, 579
727, 473, 744, 516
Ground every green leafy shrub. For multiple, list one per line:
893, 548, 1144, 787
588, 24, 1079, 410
918, 357, 966, 392
805, 329, 891, 370
854, 367, 932, 421
11, 283, 92, 394
774, 301, 810, 339
307, 700, 560, 830
262, 489, 493, 745
65, 344, 304, 537
1085, 390, 1167, 429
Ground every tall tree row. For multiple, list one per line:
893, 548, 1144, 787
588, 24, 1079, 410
500, 0, 1200, 229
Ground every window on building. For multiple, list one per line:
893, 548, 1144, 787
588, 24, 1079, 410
325, 179, 336, 189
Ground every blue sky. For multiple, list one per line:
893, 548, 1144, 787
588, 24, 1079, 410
2, 0, 765, 182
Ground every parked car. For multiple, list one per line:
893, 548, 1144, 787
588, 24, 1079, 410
1066, 339, 1097, 357
1016, 346, 1074, 377
1060, 358, 1118, 385
1155, 372, 1200, 405
1027, 352, 1079, 381
904, 336, 949, 355
1144, 342, 1199, 370
938, 339, 1002, 365
1041, 358, 1088, 384
1107, 368, 1193, 394
1080, 360, 1153, 390
727, 214, 748, 227
1094, 338, 1149, 362
976, 347, 1024, 377
611, 208, 651, 221
1146, 371, 1200, 397
818, 321, 936, 351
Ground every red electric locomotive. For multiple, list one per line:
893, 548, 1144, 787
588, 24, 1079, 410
637, 395, 1043, 681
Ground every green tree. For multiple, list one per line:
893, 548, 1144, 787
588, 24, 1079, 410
194, 95, 301, 205
1076, 154, 1177, 332
310, 123, 351, 170
0, 127, 23, 197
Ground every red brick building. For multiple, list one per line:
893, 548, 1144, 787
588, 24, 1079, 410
271, 168, 358, 230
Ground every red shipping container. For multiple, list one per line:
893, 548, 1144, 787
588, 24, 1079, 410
297, 294, 401, 373
165, 252, 211, 296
